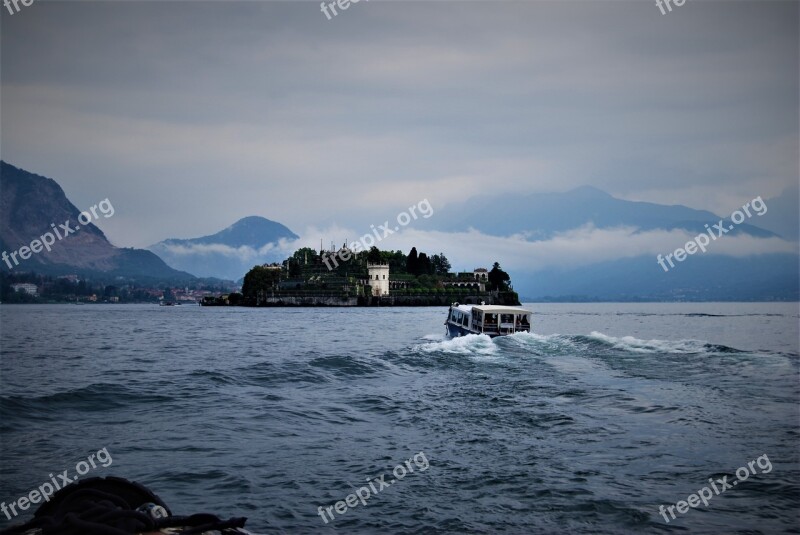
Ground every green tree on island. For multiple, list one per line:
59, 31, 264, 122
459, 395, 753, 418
242, 265, 281, 300
367, 246, 383, 264
487, 262, 511, 291
431, 253, 451, 276
406, 247, 418, 274
417, 252, 432, 275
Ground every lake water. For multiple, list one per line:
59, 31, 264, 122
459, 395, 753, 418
1, 303, 798, 534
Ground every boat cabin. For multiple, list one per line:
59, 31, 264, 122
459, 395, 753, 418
445, 303, 532, 338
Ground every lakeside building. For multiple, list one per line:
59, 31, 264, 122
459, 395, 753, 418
10, 283, 38, 296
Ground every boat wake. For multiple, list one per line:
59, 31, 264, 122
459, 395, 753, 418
414, 331, 754, 358
414, 333, 498, 356
582, 331, 744, 354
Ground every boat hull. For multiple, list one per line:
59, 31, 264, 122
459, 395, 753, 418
446, 322, 524, 338
446, 322, 480, 338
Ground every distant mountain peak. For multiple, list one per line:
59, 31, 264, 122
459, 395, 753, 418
149, 215, 299, 279
233, 215, 276, 224
222, 215, 288, 233
159, 216, 298, 249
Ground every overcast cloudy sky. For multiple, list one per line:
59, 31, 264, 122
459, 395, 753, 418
1, 0, 797, 258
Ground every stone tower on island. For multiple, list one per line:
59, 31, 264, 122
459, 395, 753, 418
367, 262, 390, 296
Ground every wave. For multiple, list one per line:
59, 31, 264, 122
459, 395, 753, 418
0, 383, 177, 422
583, 331, 743, 354
308, 355, 386, 376
412, 331, 749, 358
413, 334, 498, 356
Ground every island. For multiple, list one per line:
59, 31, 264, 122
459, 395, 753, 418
201, 245, 521, 307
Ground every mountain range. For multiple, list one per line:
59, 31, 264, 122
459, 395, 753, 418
1, 161, 797, 300
419, 186, 797, 301
421, 185, 786, 240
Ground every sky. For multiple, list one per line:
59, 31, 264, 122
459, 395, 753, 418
1, 0, 798, 272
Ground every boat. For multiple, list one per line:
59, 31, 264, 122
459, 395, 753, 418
445, 302, 531, 338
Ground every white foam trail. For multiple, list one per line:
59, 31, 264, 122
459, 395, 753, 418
587, 331, 709, 354
500, 331, 571, 350
414, 334, 498, 356
502, 331, 723, 356
417, 331, 729, 357
506, 332, 561, 343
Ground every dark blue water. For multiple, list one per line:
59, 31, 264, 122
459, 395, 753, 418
1, 303, 798, 534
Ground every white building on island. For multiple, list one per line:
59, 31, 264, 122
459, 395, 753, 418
367, 262, 390, 296
11, 283, 38, 296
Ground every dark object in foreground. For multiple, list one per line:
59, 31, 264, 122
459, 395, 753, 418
0, 476, 253, 535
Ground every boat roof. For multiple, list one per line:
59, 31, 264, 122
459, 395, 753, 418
451, 304, 531, 314
473, 305, 531, 314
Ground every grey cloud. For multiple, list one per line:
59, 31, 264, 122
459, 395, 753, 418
1, 1, 796, 246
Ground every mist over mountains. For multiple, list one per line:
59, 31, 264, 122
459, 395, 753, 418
2, 162, 797, 300
422, 185, 784, 240
419, 186, 798, 301
148, 217, 298, 281
140, 181, 800, 301
751, 184, 800, 240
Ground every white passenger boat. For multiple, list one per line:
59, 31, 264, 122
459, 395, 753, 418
445, 303, 532, 338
